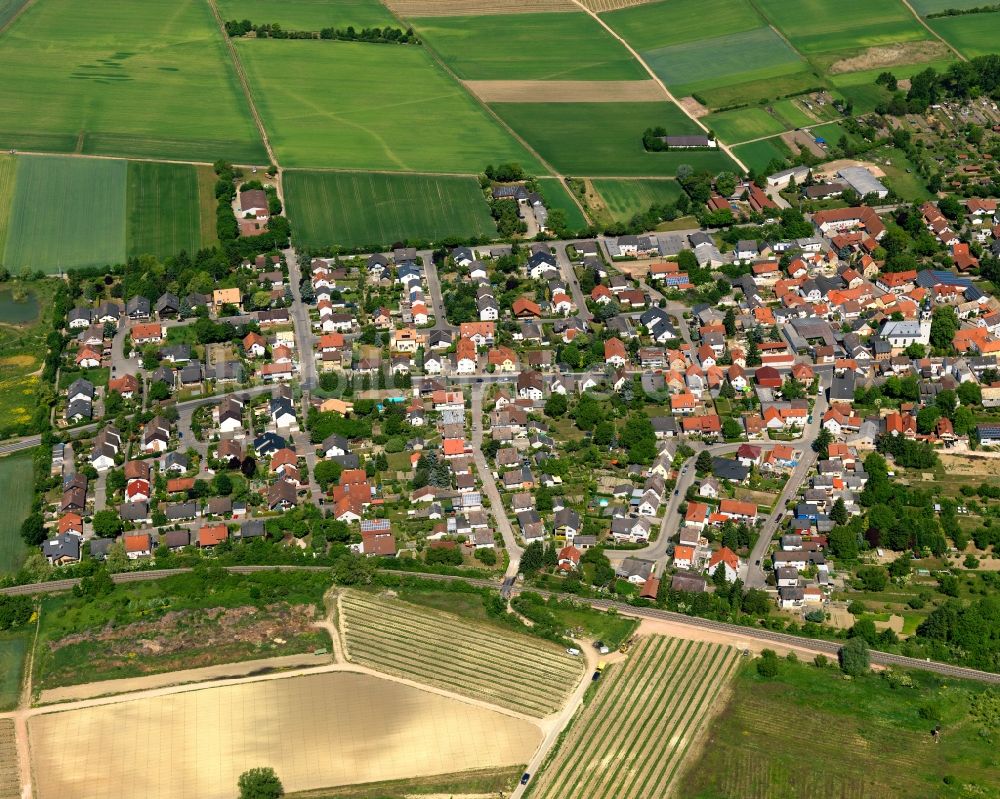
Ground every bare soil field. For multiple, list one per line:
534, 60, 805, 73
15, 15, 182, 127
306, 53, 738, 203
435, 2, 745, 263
28, 671, 542, 799
781, 129, 825, 157
463, 80, 663, 103
0, 720, 17, 799
384, 0, 575, 15
39, 603, 324, 690
678, 96, 711, 119
939, 450, 1000, 477
579, 0, 660, 11
828, 41, 952, 75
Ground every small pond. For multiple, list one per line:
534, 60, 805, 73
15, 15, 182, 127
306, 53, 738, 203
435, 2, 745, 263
0, 289, 39, 324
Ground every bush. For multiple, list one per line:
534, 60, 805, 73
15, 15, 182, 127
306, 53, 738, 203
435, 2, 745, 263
756, 649, 779, 677
839, 636, 870, 676
813, 654, 828, 668
473, 548, 497, 566
238, 767, 283, 799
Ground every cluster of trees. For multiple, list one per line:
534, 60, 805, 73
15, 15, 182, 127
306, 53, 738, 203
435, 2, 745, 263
490, 198, 526, 238
214, 161, 290, 262
0, 595, 33, 631
857, 452, 948, 553
917, 595, 1000, 672
888, 56, 1000, 114
225, 19, 417, 43
641, 126, 671, 152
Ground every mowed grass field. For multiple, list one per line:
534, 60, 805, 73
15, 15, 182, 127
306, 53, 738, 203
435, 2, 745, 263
0, 635, 28, 712
531, 637, 739, 799
704, 107, 787, 144
491, 102, 734, 176
733, 136, 793, 173
592, 179, 683, 223
0, 451, 32, 573
536, 177, 590, 233
754, 0, 930, 56
285, 170, 496, 248
126, 161, 202, 259
0, 0, 264, 162
677, 657, 1000, 798
3, 156, 126, 272
238, 39, 542, 172
413, 13, 647, 81
0, 155, 17, 257
339, 590, 582, 717
929, 13, 1000, 57
216, 0, 397, 29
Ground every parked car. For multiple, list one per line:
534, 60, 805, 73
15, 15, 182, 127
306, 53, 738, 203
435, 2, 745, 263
521, 773, 531, 785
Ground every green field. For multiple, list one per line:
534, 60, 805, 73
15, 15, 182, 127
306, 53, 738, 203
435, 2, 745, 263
677, 656, 1000, 798
754, 0, 929, 55
0, 0, 265, 162
0, 451, 33, 573
600, 0, 762, 51
238, 40, 542, 172
769, 98, 816, 128
0, 0, 26, 30
490, 102, 733, 177
704, 107, 787, 144
196, 165, 221, 249
126, 161, 201, 259
930, 12, 1000, 57
0, 635, 28, 711
286, 170, 496, 249
733, 136, 793, 173
910, 0, 989, 12
642, 27, 812, 101
592, 179, 683, 223
536, 178, 590, 233
3, 156, 126, 272
216, 0, 396, 30
0, 155, 17, 257
413, 13, 646, 81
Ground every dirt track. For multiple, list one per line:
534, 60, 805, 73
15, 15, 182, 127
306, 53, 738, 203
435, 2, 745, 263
464, 79, 663, 103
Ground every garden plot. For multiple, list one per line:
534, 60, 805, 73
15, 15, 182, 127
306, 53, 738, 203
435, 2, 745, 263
530, 636, 739, 799
338, 590, 582, 717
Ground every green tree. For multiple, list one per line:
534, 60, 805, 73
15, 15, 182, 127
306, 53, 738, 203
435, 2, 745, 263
313, 460, 343, 489
238, 768, 284, 799
544, 393, 568, 418
916, 406, 940, 434
857, 565, 889, 592
756, 649, 779, 678
20, 513, 46, 546
722, 417, 743, 440
930, 306, 959, 352
520, 541, 545, 574
92, 509, 124, 538
696, 450, 713, 474
212, 472, 233, 496
830, 497, 848, 525
839, 636, 870, 676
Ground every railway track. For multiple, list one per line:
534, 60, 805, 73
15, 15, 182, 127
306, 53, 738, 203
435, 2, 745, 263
4, 566, 999, 684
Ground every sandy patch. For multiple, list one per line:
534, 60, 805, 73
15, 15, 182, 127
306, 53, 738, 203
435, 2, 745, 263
829, 41, 951, 75
813, 158, 886, 180
464, 79, 663, 103
29, 671, 542, 799
384, 0, 575, 15
940, 450, 1000, 476
679, 95, 711, 119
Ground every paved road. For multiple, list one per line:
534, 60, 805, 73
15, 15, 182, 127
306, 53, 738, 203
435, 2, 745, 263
554, 243, 593, 323
285, 247, 317, 390
422, 251, 457, 333
471, 383, 523, 577
5, 565, 999, 685
0, 436, 40, 456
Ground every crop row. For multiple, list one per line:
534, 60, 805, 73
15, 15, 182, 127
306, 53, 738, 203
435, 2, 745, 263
532, 637, 739, 799
340, 592, 580, 716
531, 637, 686, 799
340, 593, 571, 671
340, 594, 572, 678
0, 720, 18, 799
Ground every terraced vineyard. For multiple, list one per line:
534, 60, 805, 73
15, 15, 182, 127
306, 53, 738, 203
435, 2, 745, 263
529, 637, 739, 799
338, 590, 581, 717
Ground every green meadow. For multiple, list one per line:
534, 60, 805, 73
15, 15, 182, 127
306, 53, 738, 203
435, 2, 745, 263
909, 0, 987, 12
600, 0, 762, 51
753, 0, 929, 55
126, 161, 202, 259
413, 13, 647, 81
704, 107, 787, 144
285, 170, 496, 249
0, 0, 264, 162
491, 102, 733, 177
216, 0, 397, 30
929, 13, 1000, 57
0, 635, 28, 711
0, 450, 33, 574
0, 155, 17, 257
592, 179, 684, 223
238, 39, 543, 172
0, 0, 27, 30
536, 178, 590, 234
3, 156, 126, 272
733, 136, 793, 173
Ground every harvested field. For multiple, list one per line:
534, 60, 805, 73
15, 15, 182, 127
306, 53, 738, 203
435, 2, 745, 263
828, 40, 952, 74
384, 0, 576, 15
0, 720, 17, 799
530, 636, 739, 799
464, 80, 662, 103
582, 0, 660, 9
339, 590, 582, 717
29, 671, 542, 799
678, 96, 710, 119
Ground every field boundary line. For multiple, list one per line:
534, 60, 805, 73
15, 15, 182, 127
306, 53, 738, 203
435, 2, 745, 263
567, 0, 748, 173
205, 0, 276, 167
0, 0, 34, 37
898, 0, 967, 61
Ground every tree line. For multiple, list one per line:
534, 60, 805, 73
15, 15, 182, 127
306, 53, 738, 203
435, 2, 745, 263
224, 19, 418, 45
